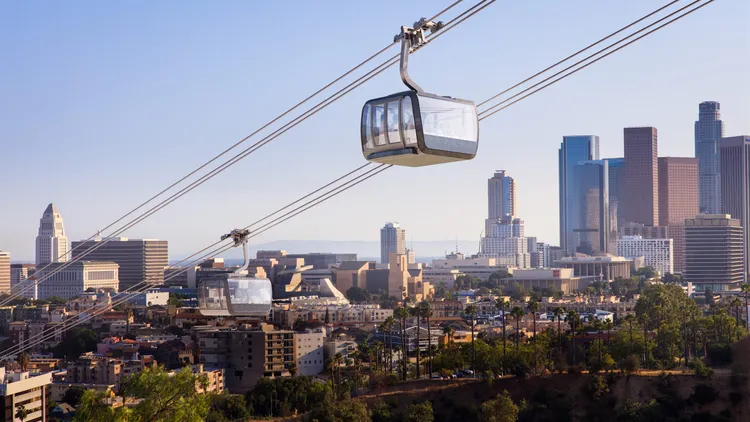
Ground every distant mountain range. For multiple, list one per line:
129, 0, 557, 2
172, 239, 480, 264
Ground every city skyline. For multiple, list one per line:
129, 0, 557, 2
1, 1, 749, 261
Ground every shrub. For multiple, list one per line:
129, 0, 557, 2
620, 354, 640, 374
691, 383, 719, 405
688, 359, 714, 380
588, 375, 610, 401
729, 391, 743, 406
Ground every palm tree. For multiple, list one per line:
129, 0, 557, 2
604, 319, 614, 346
17, 351, 30, 372
742, 283, 750, 328
288, 361, 298, 377
409, 306, 421, 379
497, 298, 508, 357
395, 307, 409, 380
443, 326, 454, 348
511, 306, 525, 352
566, 310, 580, 365
465, 304, 478, 375
638, 314, 649, 366
327, 359, 336, 398
553, 307, 565, 350
731, 297, 742, 342
624, 314, 636, 355
527, 300, 540, 368
419, 301, 434, 376
15, 404, 27, 422
334, 353, 343, 398
384, 316, 395, 374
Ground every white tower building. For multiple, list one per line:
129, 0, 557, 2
35, 203, 69, 266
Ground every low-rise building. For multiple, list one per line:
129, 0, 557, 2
497, 268, 595, 295
0, 369, 52, 422
295, 328, 325, 376
554, 255, 633, 281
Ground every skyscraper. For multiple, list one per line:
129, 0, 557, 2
486, 170, 517, 233
658, 157, 699, 226
570, 160, 610, 255
35, 203, 69, 266
684, 214, 745, 290
559, 135, 600, 253
0, 252, 9, 294
380, 223, 405, 264
71, 237, 168, 289
695, 101, 725, 214
605, 158, 625, 226
623, 127, 659, 226
719, 135, 750, 277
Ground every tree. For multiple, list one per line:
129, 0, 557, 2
74, 390, 129, 422
324, 308, 331, 324
419, 301, 434, 375
743, 283, 750, 328
567, 311, 580, 365
15, 405, 27, 422
634, 266, 657, 280
346, 287, 369, 303
207, 393, 250, 422
731, 296, 743, 342
396, 306, 409, 380
403, 401, 434, 422
62, 386, 86, 407
17, 351, 30, 372
410, 306, 421, 379
527, 300, 540, 368
53, 327, 98, 359
705, 288, 715, 305
383, 316, 395, 374
496, 298, 508, 357
511, 306, 525, 352
481, 391, 519, 422
308, 399, 370, 422
121, 366, 210, 421
288, 362, 298, 377
465, 304, 478, 374
553, 307, 565, 350
624, 314, 636, 355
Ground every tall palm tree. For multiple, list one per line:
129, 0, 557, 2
624, 314, 636, 355
395, 307, 409, 380
742, 283, 750, 329
384, 316, 395, 374
566, 310, 580, 365
731, 297, 743, 342
419, 301, 434, 376
15, 405, 27, 422
17, 352, 30, 372
443, 326, 454, 348
410, 306, 421, 379
465, 304, 478, 374
497, 298, 508, 357
527, 300, 540, 368
511, 306, 525, 352
638, 314, 649, 366
334, 353, 343, 398
553, 307, 565, 350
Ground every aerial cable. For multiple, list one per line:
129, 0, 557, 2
0, 164, 390, 358
478, 0, 713, 120
5, 0, 482, 306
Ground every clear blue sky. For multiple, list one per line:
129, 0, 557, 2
1, 0, 748, 261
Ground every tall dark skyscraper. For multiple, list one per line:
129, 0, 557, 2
486, 170, 517, 233
559, 135, 600, 253
605, 158, 625, 228
570, 160, 610, 255
695, 101, 725, 214
719, 135, 750, 278
624, 127, 659, 226
658, 157, 699, 226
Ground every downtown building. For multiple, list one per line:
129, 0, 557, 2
35, 261, 120, 299
559, 135, 600, 254
684, 214, 745, 291
380, 222, 405, 264
486, 170, 517, 233
623, 127, 659, 226
35, 203, 69, 266
616, 236, 673, 276
10, 264, 35, 299
71, 237, 168, 290
695, 101, 725, 214
719, 135, 750, 279
0, 252, 9, 294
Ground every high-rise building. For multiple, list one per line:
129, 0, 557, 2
658, 157, 699, 226
486, 170, 517, 233
570, 160, 609, 255
624, 127, 659, 226
36, 261, 119, 299
616, 236, 673, 276
719, 135, 750, 277
71, 237, 168, 290
684, 214, 745, 290
606, 157, 625, 230
0, 252, 9, 294
10, 264, 35, 299
695, 101, 725, 214
621, 224, 687, 275
35, 203, 69, 266
380, 223, 405, 264
559, 135, 600, 253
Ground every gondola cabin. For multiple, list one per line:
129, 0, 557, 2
198, 274, 273, 317
361, 91, 478, 167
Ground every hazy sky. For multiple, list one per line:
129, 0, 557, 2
1, 0, 748, 261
